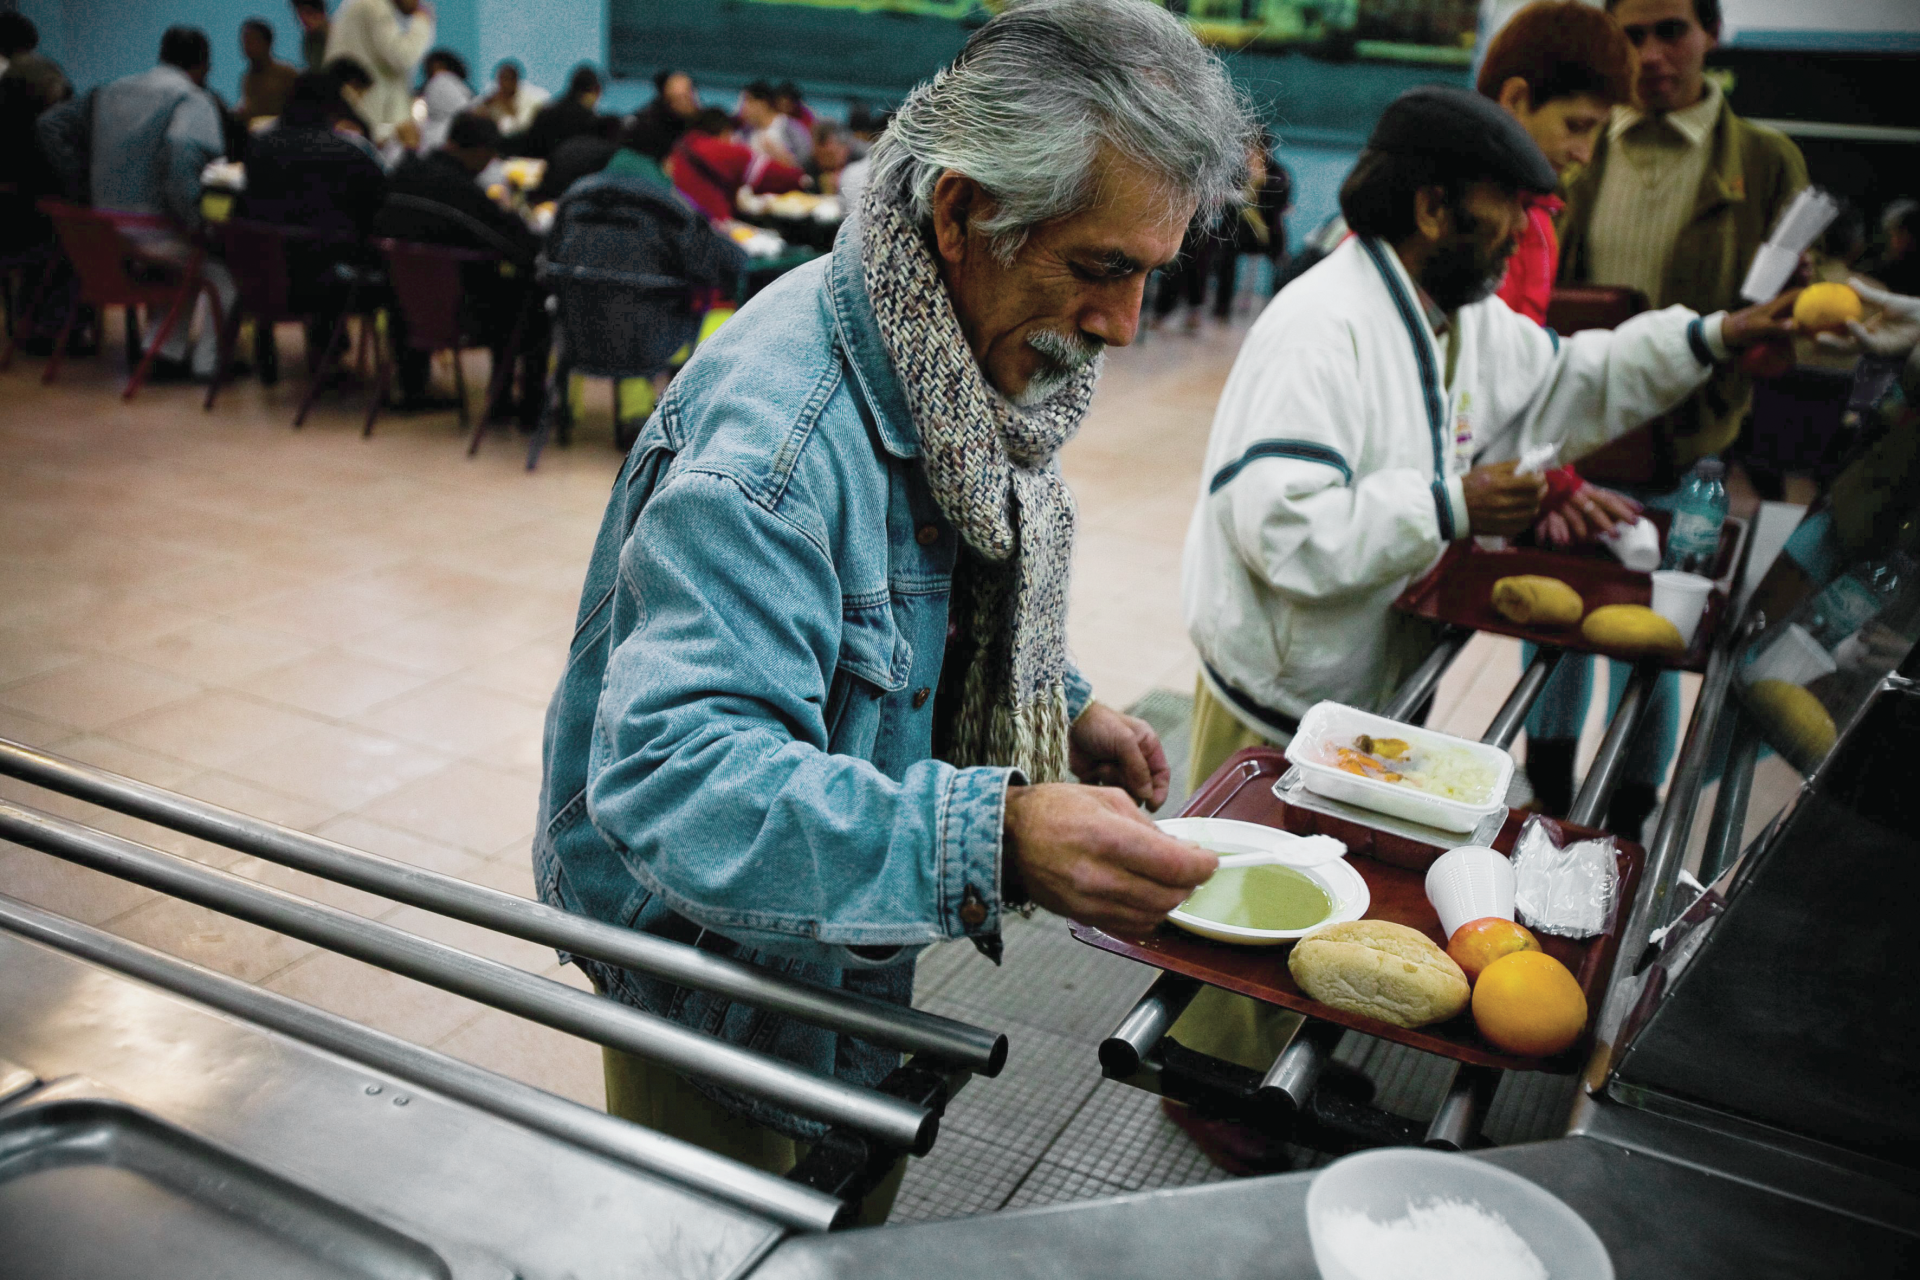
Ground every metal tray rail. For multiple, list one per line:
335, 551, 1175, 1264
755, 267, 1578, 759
0, 801, 936, 1156
0, 892, 847, 1233
0, 738, 1004, 1080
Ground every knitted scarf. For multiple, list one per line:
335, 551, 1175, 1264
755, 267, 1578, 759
859, 185, 1099, 784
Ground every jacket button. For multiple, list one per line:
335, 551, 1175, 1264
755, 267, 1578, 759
915, 524, 939, 546
959, 885, 988, 929
912, 687, 931, 709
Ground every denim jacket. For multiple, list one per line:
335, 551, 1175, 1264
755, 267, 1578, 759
534, 213, 1092, 1134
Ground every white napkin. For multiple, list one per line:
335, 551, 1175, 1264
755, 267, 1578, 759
1601, 517, 1661, 572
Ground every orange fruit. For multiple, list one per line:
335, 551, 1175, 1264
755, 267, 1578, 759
1471, 950, 1588, 1057
1791, 282, 1862, 332
1446, 917, 1541, 983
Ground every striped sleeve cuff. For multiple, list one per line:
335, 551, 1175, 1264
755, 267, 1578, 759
1687, 313, 1731, 365
1440, 474, 1470, 542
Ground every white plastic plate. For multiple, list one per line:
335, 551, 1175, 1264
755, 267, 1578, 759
1159, 818, 1370, 947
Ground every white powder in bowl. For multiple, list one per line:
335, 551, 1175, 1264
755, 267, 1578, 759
1317, 1196, 1547, 1280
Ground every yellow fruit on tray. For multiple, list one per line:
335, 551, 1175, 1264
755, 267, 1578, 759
1492, 575, 1584, 628
1581, 604, 1686, 657
1792, 282, 1863, 333
1745, 677, 1837, 769
1471, 950, 1588, 1057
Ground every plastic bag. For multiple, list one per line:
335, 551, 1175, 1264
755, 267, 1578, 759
1510, 815, 1618, 939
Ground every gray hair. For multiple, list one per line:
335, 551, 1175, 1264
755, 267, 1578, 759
867, 0, 1255, 262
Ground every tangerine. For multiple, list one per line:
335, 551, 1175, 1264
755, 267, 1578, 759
1792, 282, 1862, 332
1471, 950, 1587, 1057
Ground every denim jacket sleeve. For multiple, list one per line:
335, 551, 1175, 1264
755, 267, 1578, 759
584, 466, 1016, 970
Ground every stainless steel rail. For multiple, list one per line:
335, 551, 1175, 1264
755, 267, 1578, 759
1566, 659, 1663, 829
0, 800, 936, 1154
1482, 647, 1565, 750
0, 738, 1003, 1077
0, 891, 849, 1232
1423, 1063, 1500, 1150
1256, 1020, 1343, 1114
1381, 626, 1473, 721
1098, 973, 1199, 1078
1699, 705, 1759, 885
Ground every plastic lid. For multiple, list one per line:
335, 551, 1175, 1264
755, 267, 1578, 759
1693, 457, 1726, 479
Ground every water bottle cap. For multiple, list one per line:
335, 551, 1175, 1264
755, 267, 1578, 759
1694, 458, 1726, 480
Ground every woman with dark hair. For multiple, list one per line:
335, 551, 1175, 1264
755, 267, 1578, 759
509, 63, 603, 160
417, 47, 473, 152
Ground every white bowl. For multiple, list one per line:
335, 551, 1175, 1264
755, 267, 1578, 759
1291, 703, 1513, 834
1159, 818, 1369, 946
1307, 1148, 1612, 1280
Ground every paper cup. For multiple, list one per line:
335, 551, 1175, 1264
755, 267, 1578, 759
1650, 571, 1714, 647
1602, 517, 1661, 572
1424, 845, 1517, 941
1745, 623, 1838, 688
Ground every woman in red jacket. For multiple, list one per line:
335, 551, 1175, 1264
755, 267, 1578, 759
668, 106, 805, 224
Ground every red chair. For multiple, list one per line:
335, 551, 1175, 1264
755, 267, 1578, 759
366, 237, 527, 447
34, 200, 226, 400
207, 219, 381, 419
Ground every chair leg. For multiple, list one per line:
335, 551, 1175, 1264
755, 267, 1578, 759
125, 305, 142, 367
203, 297, 243, 412
473, 310, 528, 457
363, 326, 392, 438
39, 302, 75, 385
128, 287, 194, 400
294, 297, 355, 429
450, 347, 470, 429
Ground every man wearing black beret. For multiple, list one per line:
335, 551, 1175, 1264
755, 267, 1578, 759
1168, 86, 1800, 1162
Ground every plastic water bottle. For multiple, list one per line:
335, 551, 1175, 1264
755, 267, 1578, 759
1806, 552, 1910, 650
1662, 458, 1728, 574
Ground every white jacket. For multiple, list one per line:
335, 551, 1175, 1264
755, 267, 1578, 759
325, 0, 434, 136
1182, 235, 1728, 735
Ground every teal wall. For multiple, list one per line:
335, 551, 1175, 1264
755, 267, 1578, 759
13, 0, 604, 104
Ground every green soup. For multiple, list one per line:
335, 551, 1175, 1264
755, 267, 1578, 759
1181, 864, 1333, 931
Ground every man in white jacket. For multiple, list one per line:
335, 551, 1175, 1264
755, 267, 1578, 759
1166, 85, 1794, 1176
1182, 86, 1794, 781
325, 0, 434, 144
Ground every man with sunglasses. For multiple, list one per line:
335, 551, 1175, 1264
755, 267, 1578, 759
1541, 0, 1807, 836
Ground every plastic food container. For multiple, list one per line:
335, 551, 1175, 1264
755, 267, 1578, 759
1292, 703, 1513, 834
1307, 1148, 1613, 1280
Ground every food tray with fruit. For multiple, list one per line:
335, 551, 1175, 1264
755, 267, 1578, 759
1391, 511, 1746, 673
1070, 748, 1644, 1072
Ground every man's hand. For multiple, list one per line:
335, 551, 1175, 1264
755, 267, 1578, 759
1464, 460, 1547, 537
1068, 701, 1170, 809
1721, 290, 1800, 349
1004, 784, 1216, 937
1536, 481, 1641, 546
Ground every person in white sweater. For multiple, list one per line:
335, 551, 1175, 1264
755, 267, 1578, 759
1183, 86, 1795, 770
1166, 85, 1795, 1177
324, 0, 434, 144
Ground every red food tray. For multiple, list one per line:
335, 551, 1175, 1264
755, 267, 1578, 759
1071, 749, 1644, 1073
1391, 512, 1746, 673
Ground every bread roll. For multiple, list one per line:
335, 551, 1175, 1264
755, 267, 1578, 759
1580, 604, 1686, 657
1491, 575, 1583, 627
1288, 920, 1470, 1029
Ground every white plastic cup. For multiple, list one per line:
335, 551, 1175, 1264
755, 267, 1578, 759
1744, 622, 1839, 687
1649, 570, 1714, 647
1424, 845, 1516, 941
1601, 517, 1661, 572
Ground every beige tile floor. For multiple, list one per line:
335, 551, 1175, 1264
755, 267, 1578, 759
0, 305, 1789, 1133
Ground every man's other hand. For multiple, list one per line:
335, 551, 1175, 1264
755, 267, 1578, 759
1464, 460, 1547, 537
1069, 700, 1170, 809
1721, 290, 1799, 349
1004, 784, 1216, 937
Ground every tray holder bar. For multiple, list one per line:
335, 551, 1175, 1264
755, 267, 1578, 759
1483, 646, 1566, 750
1382, 625, 1475, 720
1700, 704, 1760, 885
1099, 973, 1201, 1079
0, 890, 849, 1232
0, 737, 1004, 1078
1566, 659, 1663, 828
1423, 1063, 1501, 1150
0, 799, 936, 1156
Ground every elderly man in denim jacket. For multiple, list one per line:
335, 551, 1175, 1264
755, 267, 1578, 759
536, 0, 1252, 1212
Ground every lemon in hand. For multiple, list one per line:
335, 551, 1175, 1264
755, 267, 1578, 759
1793, 283, 1863, 333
